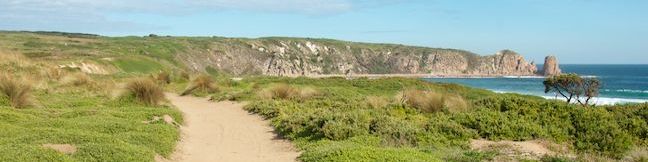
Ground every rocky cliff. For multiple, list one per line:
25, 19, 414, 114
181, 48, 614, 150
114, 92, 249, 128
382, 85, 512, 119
177, 38, 540, 76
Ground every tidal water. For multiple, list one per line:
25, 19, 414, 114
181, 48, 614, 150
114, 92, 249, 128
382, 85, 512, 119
424, 65, 648, 105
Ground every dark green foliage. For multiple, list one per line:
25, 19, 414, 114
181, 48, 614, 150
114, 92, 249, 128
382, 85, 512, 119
544, 73, 601, 106
467, 95, 640, 158
571, 108, 633, 158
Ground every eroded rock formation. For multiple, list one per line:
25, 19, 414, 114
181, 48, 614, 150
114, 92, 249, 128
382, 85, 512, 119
543, 56, 561, 76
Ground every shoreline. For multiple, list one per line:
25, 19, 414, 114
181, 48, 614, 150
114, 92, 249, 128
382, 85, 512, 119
275, 74, 545, 79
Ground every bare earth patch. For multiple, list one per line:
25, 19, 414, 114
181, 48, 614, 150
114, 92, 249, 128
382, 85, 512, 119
471, 139, 556, 160
42, 144, 77, 154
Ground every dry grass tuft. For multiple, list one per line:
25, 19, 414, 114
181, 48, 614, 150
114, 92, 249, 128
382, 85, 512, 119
268, 83, 299, 100
298, 87, 320, 100
45, 67, 67, 81
0, 74, 33, 108
623, 147, 648, 162
399, 89, 444, 113
124, 78, 166, 106
366, 96, 389, 109
153, 71, 171, 84
63, 73, 95, 87
179, 71, 190, 81
181, 75, 217, 96
0, 50, 31, 66
443, 94, 469, 113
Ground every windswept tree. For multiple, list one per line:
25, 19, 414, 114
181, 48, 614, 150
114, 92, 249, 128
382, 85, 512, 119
543, 73, 601, 106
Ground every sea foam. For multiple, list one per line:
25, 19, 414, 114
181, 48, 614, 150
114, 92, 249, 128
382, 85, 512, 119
492, 91, 648, 105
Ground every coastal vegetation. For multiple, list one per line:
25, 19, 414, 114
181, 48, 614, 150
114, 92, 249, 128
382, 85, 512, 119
0, 50, 182, 161
205, 76, 646, 161
0, 31, 646, 161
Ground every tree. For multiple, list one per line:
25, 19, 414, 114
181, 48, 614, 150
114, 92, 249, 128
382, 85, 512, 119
543, 73, 601, 106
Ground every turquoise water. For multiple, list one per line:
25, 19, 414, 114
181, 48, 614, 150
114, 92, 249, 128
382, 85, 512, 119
424, 65, 648, 104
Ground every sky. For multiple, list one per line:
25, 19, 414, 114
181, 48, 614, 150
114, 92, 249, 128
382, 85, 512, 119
1, 0, 647, 64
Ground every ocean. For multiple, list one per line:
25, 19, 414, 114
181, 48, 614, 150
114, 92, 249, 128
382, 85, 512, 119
423, 64, 648, 105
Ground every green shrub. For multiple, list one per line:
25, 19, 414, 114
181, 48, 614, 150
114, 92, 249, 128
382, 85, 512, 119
370, 115, 422, 146
322, 110, 372, 140
299, 136, 442, 162
571, 108, 633, 158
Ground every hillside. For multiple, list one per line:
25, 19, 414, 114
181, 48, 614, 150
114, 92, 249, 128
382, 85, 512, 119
0, 31, 538, 76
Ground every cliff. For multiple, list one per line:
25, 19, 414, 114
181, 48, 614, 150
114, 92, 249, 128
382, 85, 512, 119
0, 31, 543, 76
178, 38, 539, 76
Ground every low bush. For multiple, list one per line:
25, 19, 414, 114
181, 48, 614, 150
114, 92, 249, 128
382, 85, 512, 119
300, 136, 443, 162
322, 110, 372, 140
0, 75, 33, 108
124, 78, 166, 106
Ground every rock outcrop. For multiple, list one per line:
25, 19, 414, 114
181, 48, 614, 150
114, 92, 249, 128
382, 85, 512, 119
542, 56, 561, 76
175, 38, 541, 76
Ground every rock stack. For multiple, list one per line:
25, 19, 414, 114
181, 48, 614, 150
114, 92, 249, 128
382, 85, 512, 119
543, 56, 561, 76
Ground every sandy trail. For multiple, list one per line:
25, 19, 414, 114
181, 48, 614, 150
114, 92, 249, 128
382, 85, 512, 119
165, 93, 299, 162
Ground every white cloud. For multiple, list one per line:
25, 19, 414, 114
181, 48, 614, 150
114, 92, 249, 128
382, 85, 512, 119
0, 0, 406, 33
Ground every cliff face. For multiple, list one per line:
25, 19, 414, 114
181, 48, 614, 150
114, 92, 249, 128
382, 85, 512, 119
543, 56, 561, 76
176, 38, 539, 76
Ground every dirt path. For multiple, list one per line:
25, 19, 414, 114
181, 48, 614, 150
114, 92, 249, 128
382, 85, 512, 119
165, 93, 299, 162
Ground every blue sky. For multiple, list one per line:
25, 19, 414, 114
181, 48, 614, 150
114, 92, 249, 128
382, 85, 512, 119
1, 0, 647, 64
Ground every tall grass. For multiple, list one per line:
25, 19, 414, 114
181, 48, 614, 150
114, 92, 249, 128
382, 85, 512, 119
266, 83, 299, 100
64, 73, 95, 87
0, 74, 33, 108
124, 78, 166, 106
400, 89, 444, 113
366, 96, 389, 109
444, 94, 469, 113
45, 67, 66, 81
153, 71, 171, 84
181, 75, 217, 96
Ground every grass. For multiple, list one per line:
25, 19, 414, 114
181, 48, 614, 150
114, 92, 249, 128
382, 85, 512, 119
0, 75, 33, 108
0, 91, 182, 161
0, 49, 182, 161
124, 78, 166, 106
401, 89, 445, 113
181, 75, 217, 96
